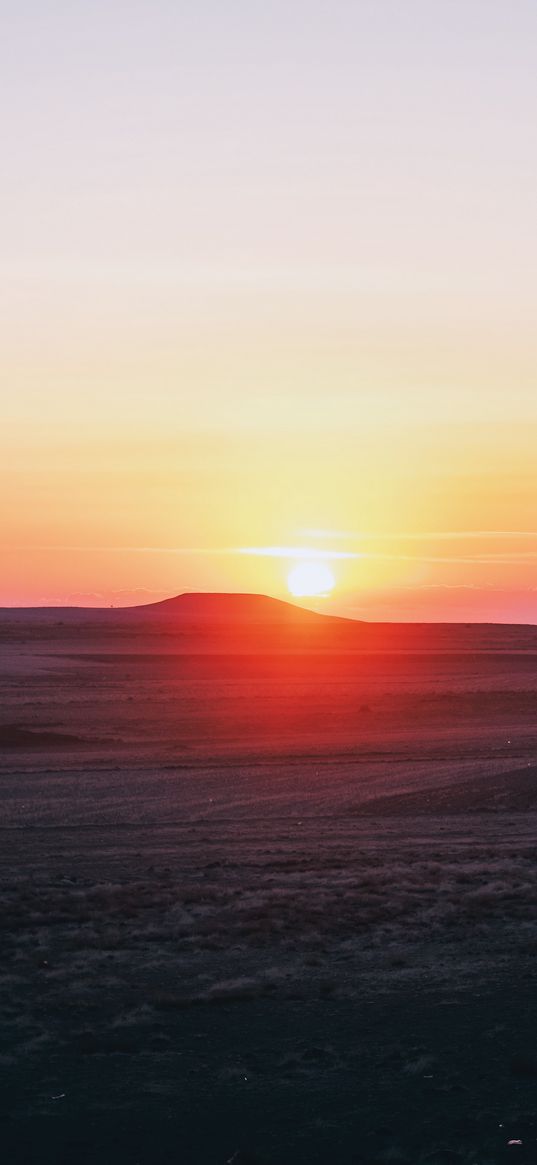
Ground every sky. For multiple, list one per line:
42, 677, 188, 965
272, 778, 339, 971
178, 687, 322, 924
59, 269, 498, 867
2, 1, 537, 619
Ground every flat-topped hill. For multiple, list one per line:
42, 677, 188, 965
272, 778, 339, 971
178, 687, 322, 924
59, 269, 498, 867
1, 592, 536, 652
0, 591, 349, 629
128, 591, 352, 624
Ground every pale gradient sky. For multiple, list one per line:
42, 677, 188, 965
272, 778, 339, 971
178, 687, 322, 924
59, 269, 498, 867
2, 1, 537, 618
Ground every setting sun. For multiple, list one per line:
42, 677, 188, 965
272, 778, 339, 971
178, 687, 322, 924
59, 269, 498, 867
287, 562, 335, 598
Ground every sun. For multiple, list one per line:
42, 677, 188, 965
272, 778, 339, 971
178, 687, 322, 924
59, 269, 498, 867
287, 561, 335, 598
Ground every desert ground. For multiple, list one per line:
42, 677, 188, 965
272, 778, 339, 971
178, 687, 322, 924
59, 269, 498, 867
2, 595, 537, 1164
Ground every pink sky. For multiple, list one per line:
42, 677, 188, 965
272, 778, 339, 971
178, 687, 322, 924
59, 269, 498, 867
2, 2, 537, 620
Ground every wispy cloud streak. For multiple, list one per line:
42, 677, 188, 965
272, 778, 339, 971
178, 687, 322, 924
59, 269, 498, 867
300, 529, 537, 542
6, 540, 537, 568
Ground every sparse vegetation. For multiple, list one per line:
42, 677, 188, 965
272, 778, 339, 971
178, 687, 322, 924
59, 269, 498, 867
3, 621, 537, 1161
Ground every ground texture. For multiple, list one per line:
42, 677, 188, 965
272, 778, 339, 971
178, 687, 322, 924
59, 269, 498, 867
2, 613, 537, 1163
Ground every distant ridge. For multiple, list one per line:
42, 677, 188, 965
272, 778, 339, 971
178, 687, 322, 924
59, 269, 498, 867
0, 592, 354, 626
129, 591, 353, 624
1, 593, 537, 654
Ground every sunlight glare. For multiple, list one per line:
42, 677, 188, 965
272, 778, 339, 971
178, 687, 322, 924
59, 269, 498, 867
287, 561, 335, 597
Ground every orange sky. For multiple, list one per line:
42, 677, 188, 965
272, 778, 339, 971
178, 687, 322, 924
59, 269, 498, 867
2, 2, 537, 621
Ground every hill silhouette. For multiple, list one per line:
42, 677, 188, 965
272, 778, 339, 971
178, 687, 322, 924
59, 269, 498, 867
0, 592, 352, 632
1, 592, 537, 653
128, 591, 352, 625
0, 592, 354, 653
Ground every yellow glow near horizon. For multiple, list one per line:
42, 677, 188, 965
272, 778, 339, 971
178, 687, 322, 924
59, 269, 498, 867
3, 3, 537, 620
287, 562, 335, 598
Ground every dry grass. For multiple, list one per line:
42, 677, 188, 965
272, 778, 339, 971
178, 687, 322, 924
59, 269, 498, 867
2, 818, 537, 1070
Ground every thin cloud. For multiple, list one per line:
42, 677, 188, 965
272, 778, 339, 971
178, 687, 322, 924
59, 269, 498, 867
238, 546, 537, 566
237, 546, 362, 561
299, 529, 537, 542
366, 552, 537, 564
371, 531, 537, 541
6, 540, 537, 568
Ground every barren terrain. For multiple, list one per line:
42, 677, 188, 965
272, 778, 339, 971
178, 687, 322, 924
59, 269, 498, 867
2, 596, 537, 1163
